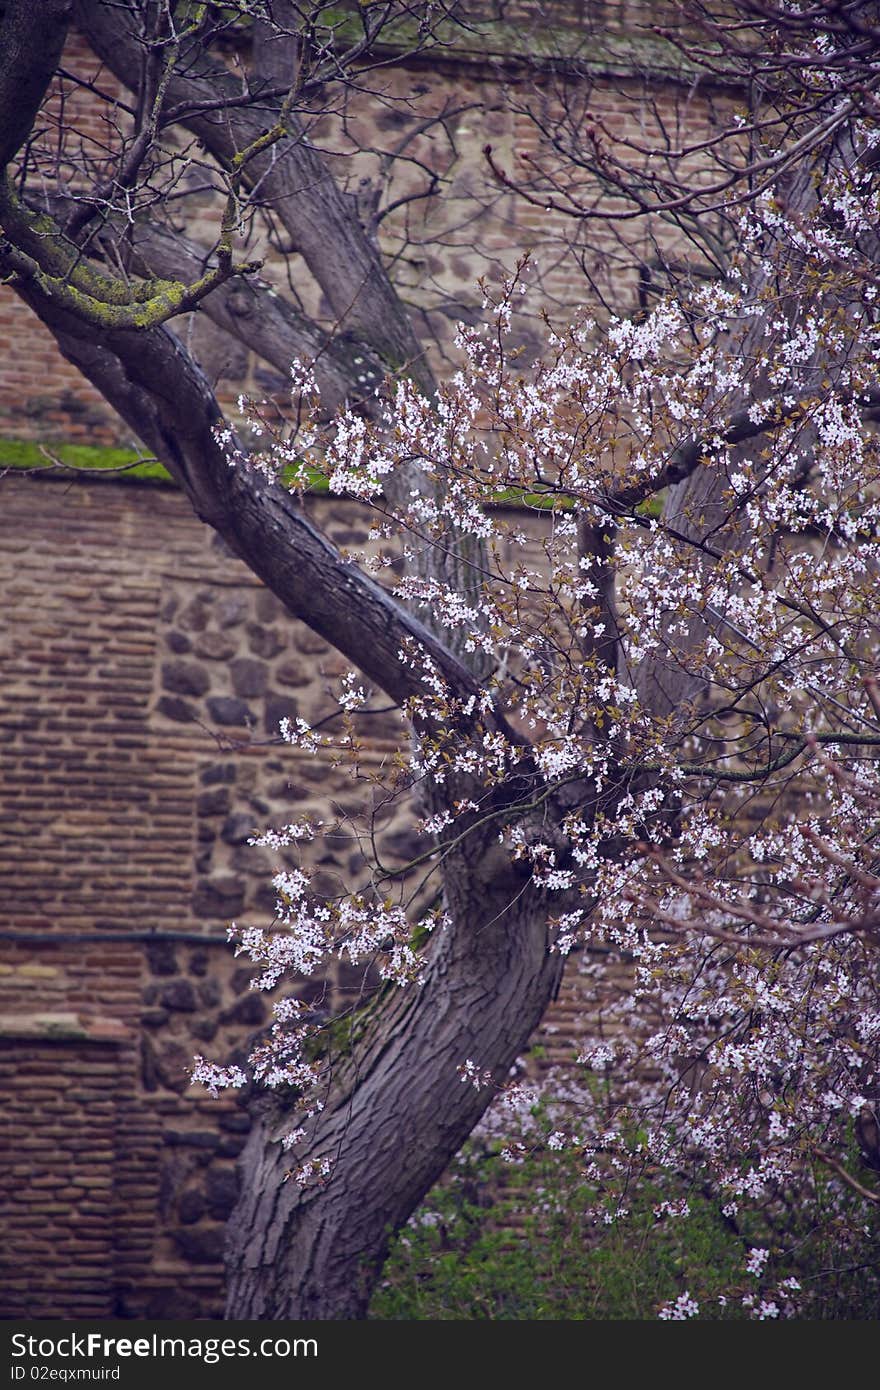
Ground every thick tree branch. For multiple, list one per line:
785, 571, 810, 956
88, 215, 388, 410
10, 275, 485, 711
604, 387, 880, 516
68, 2, 496, 674
74, 0, 432, 389
225, 813, 565, 1318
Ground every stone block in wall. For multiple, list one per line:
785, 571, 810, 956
229, 658, 268, 699
206, 696, 254, 728
193, 630, 238, 660
197, 786, 231, 817
161, 660, 211, 697
157, 695, 197, 723
191, 875, 246, 919
246, 623, 285, 659
263, 692, 298, 736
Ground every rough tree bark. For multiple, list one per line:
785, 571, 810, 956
226, 842, 564, 1319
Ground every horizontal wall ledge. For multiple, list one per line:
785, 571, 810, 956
0, 1011, 131, 1043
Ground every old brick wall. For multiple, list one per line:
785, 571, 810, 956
0, 470, 629, 1317
0, 473, 411, 1315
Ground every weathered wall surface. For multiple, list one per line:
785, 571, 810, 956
0, 475, 393, 1316
0, 473, 617, 1316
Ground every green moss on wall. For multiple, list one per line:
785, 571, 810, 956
0, 436, 174, 484
0, 436, 664, 516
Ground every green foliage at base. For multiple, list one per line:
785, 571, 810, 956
370, 1142, 880, 1320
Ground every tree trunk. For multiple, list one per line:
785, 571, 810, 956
225, 839, 564, 1319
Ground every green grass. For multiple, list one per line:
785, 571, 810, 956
371, 1149, 738, 1320
370, 1142, 880, 1320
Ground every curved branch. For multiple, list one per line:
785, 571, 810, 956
87, 214, 389, 410
74, 0, 432, 389
10, 275, 481, 710
813, 1149, 880, 1204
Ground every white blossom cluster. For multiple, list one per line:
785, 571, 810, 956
201, 166, 880, 1306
